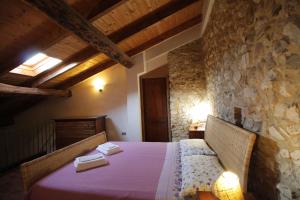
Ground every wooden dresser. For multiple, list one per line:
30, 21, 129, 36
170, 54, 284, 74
54, 115, 106, 149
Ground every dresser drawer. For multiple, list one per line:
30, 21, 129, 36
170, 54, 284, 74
54, 116, 106, 149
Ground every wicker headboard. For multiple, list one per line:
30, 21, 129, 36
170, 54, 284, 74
21, 132, 107, 192
205, 115, 256, 192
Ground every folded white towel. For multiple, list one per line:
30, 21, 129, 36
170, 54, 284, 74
76, 153, 104, 163
74, 153, 108, 172
97, 142, 122, 155
100, 142, 119, 150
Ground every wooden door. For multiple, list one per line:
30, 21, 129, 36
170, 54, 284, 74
142, 78, 169, 142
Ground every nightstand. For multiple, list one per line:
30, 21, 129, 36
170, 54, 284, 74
188, 123, 205, 139
197, 192, 256, 200
197, 192, 217, 200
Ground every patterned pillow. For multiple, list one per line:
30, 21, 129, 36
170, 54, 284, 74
180, 139, 216, 156
180, 155, 224, 198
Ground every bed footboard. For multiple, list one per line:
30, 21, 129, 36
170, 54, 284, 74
21, 132, 107, 192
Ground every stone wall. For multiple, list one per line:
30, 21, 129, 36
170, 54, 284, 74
200, 0, 300, 199
168, 39, 207, 141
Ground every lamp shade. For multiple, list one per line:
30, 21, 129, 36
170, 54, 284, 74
190, 101, 211, 123
212, 171, 244, 200
93, 78, 105, 92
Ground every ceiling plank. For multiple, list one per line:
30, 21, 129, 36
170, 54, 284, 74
58, 15, 202, 89
24, 0, 133, 68
0, 83, 71, 97
0, 0, 128, 77
29, 0, 199, 87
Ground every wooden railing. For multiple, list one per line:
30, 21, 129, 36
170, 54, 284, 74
0, 121, 56, 172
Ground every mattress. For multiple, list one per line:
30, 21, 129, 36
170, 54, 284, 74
27, 142, 179, 200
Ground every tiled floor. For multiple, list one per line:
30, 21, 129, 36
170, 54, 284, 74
0, 168, 24, 200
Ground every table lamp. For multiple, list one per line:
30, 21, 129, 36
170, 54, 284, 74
190, 101, 211, 129
212, 171, 244, 200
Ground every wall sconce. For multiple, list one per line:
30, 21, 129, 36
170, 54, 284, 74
212, 171, 244, 200
93, 78, 105, 92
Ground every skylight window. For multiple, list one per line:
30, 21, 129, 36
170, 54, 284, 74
10, 52, 62, 77
23, 53, 47, 66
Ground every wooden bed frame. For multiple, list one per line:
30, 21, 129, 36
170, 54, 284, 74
21, 116, 256, 194
20, 131, 107, 192
205, 115, 256, 192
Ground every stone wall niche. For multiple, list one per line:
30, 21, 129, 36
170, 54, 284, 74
234, 107, 242, 127
168, 39, 208, 141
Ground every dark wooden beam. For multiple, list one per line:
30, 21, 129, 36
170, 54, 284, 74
126, 15, 202, 57
58, 15, 202, 89
1, 15, 202, 117
60, 60, 116, 89
0, 83, 71, 97
85, 0, 128, 21
25, 0, 133, 67
109, 0, 199, 42
28, 0, 199, 87
0, 0, 127, 77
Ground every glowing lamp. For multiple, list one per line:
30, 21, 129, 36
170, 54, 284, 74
190, 101, 212, 124
212, 171, 244, 200
93, 78, 105, 92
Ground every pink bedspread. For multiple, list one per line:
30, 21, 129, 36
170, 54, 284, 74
27, 142, 167, 200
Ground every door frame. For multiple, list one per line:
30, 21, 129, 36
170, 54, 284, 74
140, 76, 171, 142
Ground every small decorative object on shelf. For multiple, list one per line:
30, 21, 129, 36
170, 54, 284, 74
188, 122, 206, 139
212, 171, 244, 200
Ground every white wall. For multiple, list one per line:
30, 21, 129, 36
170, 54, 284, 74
125, 53, 145, 141
14, 23, 202, 141
15, 65, 128, 141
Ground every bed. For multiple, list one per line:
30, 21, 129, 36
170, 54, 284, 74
21, 115, 256, 200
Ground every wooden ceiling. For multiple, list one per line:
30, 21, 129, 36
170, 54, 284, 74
0, 0, 203, 121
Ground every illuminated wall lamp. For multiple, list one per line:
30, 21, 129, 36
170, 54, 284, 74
93, 78, 105, 92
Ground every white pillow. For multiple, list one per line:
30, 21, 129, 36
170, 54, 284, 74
180, 139, 216, 156
180, 155, 224, 198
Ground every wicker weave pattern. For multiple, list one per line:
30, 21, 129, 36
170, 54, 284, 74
20, 132, 107, 192
204, 115, 256, 192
